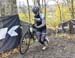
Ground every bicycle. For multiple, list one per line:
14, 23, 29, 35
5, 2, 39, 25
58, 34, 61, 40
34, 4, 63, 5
19, 24, 36, 54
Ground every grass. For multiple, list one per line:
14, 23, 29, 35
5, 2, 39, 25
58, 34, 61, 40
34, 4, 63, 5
55, 33, 75, 39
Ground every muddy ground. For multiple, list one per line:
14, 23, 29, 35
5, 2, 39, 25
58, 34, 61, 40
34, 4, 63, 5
1, 35, 74, 58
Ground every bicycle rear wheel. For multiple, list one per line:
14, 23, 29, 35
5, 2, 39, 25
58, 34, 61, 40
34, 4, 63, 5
19, 31, 31, 54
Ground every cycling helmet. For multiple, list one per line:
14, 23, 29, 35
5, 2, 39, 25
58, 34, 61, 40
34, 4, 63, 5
32, 6, 40, 14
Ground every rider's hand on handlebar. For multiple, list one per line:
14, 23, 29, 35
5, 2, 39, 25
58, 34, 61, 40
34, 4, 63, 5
32, 24, 38, 28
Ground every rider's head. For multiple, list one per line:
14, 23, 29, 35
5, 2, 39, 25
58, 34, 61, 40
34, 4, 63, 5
32, 6, 40, 14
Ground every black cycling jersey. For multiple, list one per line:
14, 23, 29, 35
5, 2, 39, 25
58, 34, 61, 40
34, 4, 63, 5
34, 13, 46, 31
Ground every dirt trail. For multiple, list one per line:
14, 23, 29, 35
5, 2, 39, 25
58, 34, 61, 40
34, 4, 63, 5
3, 35, 75, 58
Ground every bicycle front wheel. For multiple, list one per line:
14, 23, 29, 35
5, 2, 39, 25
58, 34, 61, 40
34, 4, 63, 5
19, 32, 31, 54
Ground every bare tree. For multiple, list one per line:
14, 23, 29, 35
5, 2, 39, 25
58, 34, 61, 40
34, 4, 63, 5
33, 0, 36, 6
27, 0, 31, 23
44, 0, 46, 18
10, 0, 17, 15
0, 0, 17, 16
37, 0, 40, 7
37, 0, 43, 12
0, 0, 6, 16
65, 0, 74, 19
71, 0, 74, 19
42, 0, 44, 8
55, 0, 62, 21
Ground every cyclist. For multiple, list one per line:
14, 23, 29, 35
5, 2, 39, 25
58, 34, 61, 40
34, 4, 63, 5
32, 6, 49, 50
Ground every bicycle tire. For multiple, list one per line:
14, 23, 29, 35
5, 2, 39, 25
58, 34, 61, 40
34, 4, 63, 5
19, 31, 31, 54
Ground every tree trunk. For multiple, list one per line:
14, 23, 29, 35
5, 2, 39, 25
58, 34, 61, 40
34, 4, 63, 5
37, 0, 41, 10
56, 0, 62, 21
10, 0, 17, 15
71, 0, 74, 19
0, 0, 17, 16
0, 0, 6, 16
34, 0, 36, 6
27, 0, 31, 23
44, 0, 46, 18
42, 0, 43, 8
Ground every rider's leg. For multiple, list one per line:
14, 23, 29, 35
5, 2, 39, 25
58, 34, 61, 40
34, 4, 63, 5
35, 31, 45, 45
35, 30, 49, 50
42, 30, 49, 42
41, 33, 46, 44
41, 30, 49, 50
41, 34, 49, 50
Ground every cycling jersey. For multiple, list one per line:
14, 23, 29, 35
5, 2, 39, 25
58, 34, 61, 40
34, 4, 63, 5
34, 13, 46, 31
